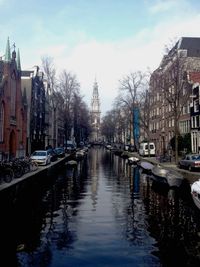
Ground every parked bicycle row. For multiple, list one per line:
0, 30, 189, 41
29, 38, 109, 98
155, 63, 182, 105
0, 157, 38, 184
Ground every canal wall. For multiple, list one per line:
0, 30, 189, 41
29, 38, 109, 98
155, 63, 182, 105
0, 154, 72, 196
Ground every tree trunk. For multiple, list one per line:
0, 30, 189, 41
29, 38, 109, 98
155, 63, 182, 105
175, 113, 179, 164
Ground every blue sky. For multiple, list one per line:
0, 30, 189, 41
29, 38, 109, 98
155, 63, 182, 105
1, 0, 200, 113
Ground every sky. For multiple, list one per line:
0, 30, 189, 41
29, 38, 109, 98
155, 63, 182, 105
1, 0, 200, 114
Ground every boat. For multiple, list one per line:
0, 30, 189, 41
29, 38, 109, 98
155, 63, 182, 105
120, 151, 130, 159
127, 156, 140, 165
151, 165, 184, 187
113, 149, 123, 156
138, 161, 154, 173
75, 150, 86, 160
191, 179, 200, 209
166, 169, 184, 188
151, 165, 168, 185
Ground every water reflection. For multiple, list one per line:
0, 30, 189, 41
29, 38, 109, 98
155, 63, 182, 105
1, 148, 200, 266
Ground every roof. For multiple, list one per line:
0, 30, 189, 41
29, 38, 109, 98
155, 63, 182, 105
21, 70, 34, 77
177, 37, 200, 57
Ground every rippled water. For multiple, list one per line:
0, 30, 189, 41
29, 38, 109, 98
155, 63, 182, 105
1, 147, 200, 267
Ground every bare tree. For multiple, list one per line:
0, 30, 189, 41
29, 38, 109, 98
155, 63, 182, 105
118, 71, 148, 149
73, 93, 91, 144
101, 110, 117, 143
160, 50, 191, 163
138, 89, 151, 141
58, 70, 80, 142
41, 56, 58, 147
41, 56, 56, 93
113, 97, 133, 145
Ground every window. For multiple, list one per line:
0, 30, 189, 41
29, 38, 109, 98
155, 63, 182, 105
11, 72, 16, 117
0, 102, 4, 142
194, 99, 199, 112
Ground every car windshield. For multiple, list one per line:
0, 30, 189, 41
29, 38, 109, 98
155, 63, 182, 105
55, 148, 63, 152
32, 151, 46, 156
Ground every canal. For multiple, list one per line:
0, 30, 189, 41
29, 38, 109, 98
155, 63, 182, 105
1, 147, 200, 267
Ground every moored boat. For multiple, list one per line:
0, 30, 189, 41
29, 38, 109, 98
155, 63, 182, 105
127, 156, 140, 165
151, 165, 168, 185
76, 150, 86, 160
166, 169, 184, 188
138, 161, 154, 173
151, 165, 184, 187
191, 179, 200, 209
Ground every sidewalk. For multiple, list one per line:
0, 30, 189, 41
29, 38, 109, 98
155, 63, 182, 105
133, 153, 200, 179
131, 152, 178, 169
0, 154, 71, 192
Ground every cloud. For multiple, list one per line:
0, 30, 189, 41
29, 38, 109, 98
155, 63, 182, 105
148, 0, 186, 14
13, 1, 200, 115
59, 13, 200, 114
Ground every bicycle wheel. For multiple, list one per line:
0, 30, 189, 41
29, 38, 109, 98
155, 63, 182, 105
30, 161, 38, 171
3, 168, 14, 183
14, 165, 24, 178
23, 162, 30, 173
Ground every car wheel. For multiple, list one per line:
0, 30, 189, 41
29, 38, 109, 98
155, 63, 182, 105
188, 165, 193, 172
178, 163, 182, 169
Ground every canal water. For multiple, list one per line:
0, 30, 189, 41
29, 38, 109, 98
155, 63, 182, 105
1, 147, 200, 267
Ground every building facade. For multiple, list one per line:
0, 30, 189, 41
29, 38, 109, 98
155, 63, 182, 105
90, 80, 101, 142
0, 38, 27, 160
149, 37, 200, 156
21, 66, 46, 154
189, 72, 200, 153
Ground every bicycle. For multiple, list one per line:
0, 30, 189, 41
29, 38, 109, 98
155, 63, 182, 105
15, 157, 38, 173
10, 158, 24, 178
0, 161, 14, 183
29, 159, 38, 171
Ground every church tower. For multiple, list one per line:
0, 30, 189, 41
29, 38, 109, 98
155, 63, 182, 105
90, 79, 101, 142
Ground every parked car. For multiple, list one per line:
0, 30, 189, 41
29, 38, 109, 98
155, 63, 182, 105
30, 150, 51, 166
139, 142, 155, 157
65, 143, 76, 153
178, 154, 200, 171
54, 147, 65, 158
47, 149, 58, 162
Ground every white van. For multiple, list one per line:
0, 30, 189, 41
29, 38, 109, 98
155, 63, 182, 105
139, 142, 155, 157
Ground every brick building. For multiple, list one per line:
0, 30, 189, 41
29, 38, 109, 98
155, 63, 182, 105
149, 37, 200, 156
0, 38, 27, 160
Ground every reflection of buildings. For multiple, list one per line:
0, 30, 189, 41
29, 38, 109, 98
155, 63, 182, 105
90, 80, 101, 142
89, 148, 100, 210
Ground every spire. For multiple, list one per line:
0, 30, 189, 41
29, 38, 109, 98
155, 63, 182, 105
17, 48, 21, 70
93, 78, 99, 99
91, 78, 100, 113
5, 37, 11, 62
